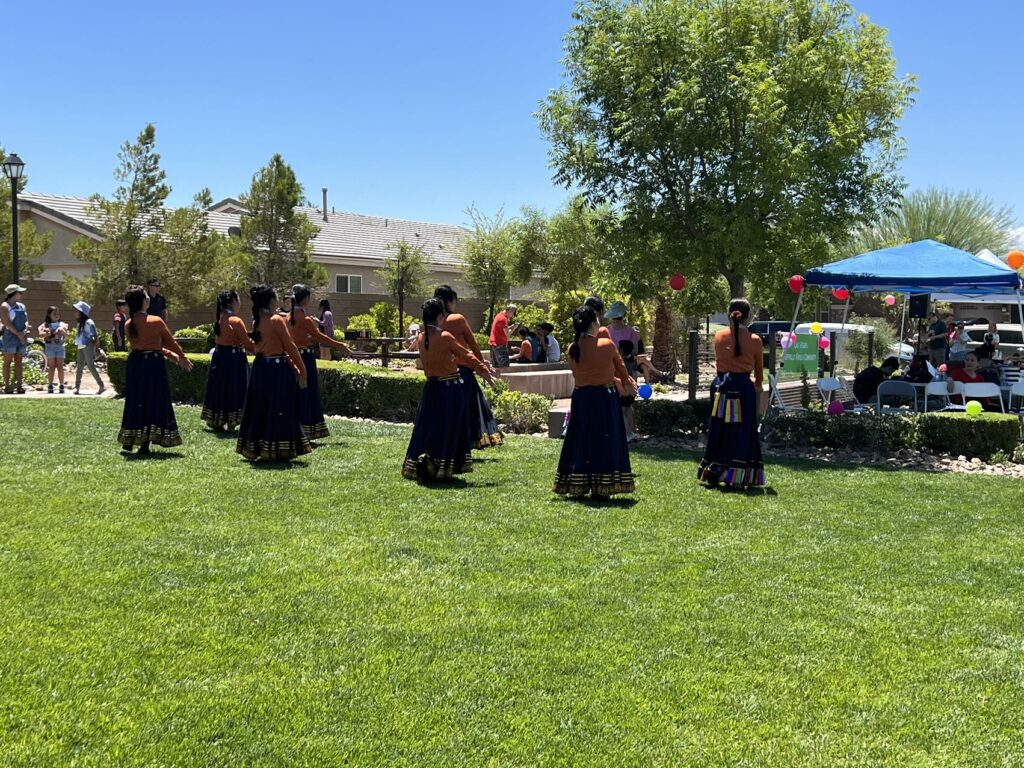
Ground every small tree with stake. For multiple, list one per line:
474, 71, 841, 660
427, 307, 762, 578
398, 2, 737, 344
376, 240, 428, 337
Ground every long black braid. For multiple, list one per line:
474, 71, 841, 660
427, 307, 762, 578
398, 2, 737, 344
421, 298, 445, 352
249, 284, 276, 343
125, 285, 146, 338
568, 305, 597, 364
290, 284, 310, 325
728, 298, 751, 357
214, 289, 238, 337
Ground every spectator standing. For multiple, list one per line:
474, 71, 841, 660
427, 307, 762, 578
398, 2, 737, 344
146, 279, 167, 321
1, 283, 29, 394
112, 300, 128, 352
318, 299, 335, 361
488, 304, 518, 368
39, 305, 69, 394
72, 301, 105, 395
926, 312, 948, 367
948, 321, 970, 362
981, 322, 1001, 361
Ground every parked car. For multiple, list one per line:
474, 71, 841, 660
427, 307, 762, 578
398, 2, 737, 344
964, 324, 1024, 360
748, 321, 796, 343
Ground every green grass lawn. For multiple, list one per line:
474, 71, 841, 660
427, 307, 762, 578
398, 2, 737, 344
2, 399, 1023, 767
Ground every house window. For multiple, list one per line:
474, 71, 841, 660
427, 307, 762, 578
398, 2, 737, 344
335, 275, 363, 293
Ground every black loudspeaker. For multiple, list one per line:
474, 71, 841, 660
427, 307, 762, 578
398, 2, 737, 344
909, 293, 930, 318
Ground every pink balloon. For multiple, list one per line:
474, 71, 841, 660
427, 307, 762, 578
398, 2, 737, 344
827, 400, 845, 416
884, 294, 896, 306
779, 332, 796, 349
938, 364, 947, 373
818, 336, 831, 350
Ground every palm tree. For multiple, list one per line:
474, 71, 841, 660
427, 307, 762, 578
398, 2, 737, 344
839, 188, 1016, 257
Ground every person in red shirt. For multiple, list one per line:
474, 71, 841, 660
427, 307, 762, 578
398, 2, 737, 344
403, 298, 494, 482
553, 304, 637, 499
201, 289, 256, 431
236, 285, 311, 462
948, 351, 993, 408
112, 300, 128, 351
118, 285, 193, 455
487, 304, 518, 368
698, 298, 766, 489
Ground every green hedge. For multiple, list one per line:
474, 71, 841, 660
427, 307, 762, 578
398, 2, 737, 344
764, 410, 1020, 459
635, 398, 712, 437
107, 353, 425, 421
917, 413, 1020, 459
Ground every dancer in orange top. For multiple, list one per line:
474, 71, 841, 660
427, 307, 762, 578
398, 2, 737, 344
118, 285, 193, 454
236, 285, 312, 462
698, 298, 765, 489
289, 284, 357, 441
553, 304, 636, 498
402, 298, 494, 482
434, 285, 503, 449
202, 289, 256, 430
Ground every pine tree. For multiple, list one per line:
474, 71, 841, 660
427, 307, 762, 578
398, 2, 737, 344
239, 154, 325, 289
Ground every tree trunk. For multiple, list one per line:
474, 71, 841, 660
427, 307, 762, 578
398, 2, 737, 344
398, 294, 404, 338
651, 293, 676, 374
718, 259, 745, 299
487, 303, 495, 333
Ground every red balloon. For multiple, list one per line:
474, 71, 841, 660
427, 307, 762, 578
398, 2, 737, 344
833, 288, 850, 301
788, 274, 805, 294
669, 273, 686, 291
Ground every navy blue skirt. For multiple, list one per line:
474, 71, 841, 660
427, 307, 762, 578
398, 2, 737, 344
402, 373, 474, 481
118, 351, 182, 448
553, 385, 634, 496
460, 365, 503, 449
236, 354, 312, 461
299, 347, 329, 440
698, 371, 765, 488
201, 345, 249, 429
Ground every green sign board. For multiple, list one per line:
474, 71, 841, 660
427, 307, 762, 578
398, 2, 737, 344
779, 333, 819, 380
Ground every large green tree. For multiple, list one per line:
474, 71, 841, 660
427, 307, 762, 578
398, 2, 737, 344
838, 188, 1017, 258
538, 0, 916, 300
239, 154, 325, 289
0, 147, 52, 282
68, 125, 244, 310
69, 123, 169, 297
376, 240, 429, 336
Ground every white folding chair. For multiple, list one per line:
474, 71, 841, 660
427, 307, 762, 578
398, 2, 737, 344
1009, 380, 1024, 413
876, 380, 918, 415
923, 380, 964, 412
817, 377, 842, 403
963, 382, 1005, 413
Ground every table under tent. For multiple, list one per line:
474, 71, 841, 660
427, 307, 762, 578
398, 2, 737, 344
772, 240, 1024, 414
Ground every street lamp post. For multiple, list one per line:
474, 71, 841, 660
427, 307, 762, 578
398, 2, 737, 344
2, 153, 25, 285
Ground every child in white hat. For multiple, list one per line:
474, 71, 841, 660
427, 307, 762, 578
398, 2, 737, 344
73, 301, 105, 395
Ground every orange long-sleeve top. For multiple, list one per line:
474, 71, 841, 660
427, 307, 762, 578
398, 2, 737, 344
567, 334, 634, 388
713, 327, 764, 387
253, 311, 306, 377
287, 308, 351, 354
443, 313, 484, 362
418, 327, 489, 378
126, 313, 185, 359
216, 313, 256, 353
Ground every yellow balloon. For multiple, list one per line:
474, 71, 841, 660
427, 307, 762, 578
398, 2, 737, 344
810, 322, 823, 335
966, 400, 983, 416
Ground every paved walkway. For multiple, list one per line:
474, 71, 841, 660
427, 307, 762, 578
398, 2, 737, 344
3, 367, 115, 399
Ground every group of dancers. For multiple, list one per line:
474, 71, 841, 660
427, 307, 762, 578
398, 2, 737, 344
114, 281, 766, 492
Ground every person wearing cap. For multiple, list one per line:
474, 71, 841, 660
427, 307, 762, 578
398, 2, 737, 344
1, 283, 29, 394
72, 300, 105, 395
488, 304, 518, 368
948, 320, 970, 362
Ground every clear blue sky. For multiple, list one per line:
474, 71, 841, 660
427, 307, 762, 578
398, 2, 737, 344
3, 0, 1022, 228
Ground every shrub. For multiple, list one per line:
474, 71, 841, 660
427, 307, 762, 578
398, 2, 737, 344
917, 413, 1019, 459
492, 390, 550, 433
482, 378, 509, 406
634, 398, 712, 437
345, 312, 379, 336
65, 328, 114, 361
514, 304, 549, 332
107, 353, 426, 420
474, 333, 490, 352
845, 313, 895, 371
346, 302, 400, 338
763, 411, 916, 453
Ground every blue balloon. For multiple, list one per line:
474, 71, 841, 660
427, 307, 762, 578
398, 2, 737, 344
638, 383, 653, 399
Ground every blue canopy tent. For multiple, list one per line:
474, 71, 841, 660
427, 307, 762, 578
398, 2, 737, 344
783, 240, 1023, 369
803, 240, 1021, 296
